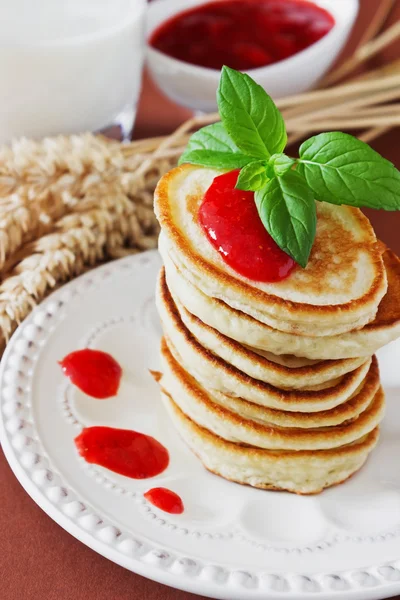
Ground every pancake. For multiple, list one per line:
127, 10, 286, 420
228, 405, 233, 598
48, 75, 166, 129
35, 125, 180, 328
157, 271, 372, 412
160, 341, 384, 450
162, 360, 385, 450
162, 392, 380, 495
155, 165, 387, 336
160, 340, 383, 447
159, 233, 376, 337
166, 273, 367, 389
160, 340, 381, 429
163, 246, 400, 360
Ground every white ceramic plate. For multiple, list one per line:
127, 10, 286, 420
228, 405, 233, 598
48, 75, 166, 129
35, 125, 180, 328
2, 250, 400, 600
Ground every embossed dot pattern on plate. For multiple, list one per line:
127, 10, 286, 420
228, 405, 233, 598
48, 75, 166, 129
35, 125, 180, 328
1, 250, 400, 600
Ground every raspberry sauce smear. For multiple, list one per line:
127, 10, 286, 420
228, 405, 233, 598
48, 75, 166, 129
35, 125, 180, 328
144, 487, 184, 514
59, 349, 122, 399
198, 170, 295, 282
75, 426, 170, 479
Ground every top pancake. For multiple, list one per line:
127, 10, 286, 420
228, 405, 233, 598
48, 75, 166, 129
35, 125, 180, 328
155, 165, 387, 336
163, 245, 400, 360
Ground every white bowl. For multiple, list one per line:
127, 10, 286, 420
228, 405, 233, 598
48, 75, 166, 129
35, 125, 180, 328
146, 0, 359, 112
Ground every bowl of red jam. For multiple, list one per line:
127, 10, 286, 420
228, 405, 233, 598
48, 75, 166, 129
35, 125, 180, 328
146, 0, 359, 112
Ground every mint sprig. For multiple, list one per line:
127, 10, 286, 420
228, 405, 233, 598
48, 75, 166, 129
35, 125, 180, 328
297, 132, 400, 211
255, 170, 316, 268
217, 67, 287, 159
236, 160, 269, 191
178, 122, 253, 170
179, 66, 400, 268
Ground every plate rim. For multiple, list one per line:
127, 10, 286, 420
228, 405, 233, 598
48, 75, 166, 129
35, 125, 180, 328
1, 249, 400, 600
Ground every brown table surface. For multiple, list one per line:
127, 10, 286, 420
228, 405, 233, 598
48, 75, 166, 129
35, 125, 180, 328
2, 2, 400, 599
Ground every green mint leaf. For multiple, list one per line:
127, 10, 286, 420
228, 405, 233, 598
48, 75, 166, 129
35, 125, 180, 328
298, 132, 400, 211
269, 153, 295, 177
217, 66, 287, 160
179, 123, 253, 169
236, 161, 269, 191
255, 170, 317, 268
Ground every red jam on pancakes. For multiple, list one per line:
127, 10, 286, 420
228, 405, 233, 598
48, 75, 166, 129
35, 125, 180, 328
150, 0, 334, 71
198, 170, 295, 282
144, 487, 184, 514
59, 349, 122, 399
74, 427, 170, 479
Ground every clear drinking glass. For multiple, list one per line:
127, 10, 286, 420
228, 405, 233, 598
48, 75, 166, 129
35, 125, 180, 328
0, 0, 146, 143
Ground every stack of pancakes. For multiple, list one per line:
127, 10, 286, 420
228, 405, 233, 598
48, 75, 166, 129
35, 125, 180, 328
154, 165, 400, 494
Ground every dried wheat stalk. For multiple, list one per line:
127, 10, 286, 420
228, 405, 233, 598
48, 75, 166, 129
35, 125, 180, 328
321, 0, 397, 86
0, 134, 173, 272
0, 136, 179, 346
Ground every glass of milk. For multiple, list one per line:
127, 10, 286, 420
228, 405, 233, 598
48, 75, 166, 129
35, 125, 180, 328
0, 0, 146, 143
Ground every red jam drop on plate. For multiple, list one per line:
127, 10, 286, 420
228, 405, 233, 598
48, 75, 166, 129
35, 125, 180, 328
74, 426, 170, 479
150, 0, 335, 71
144, 487, 184, 514
198, 170, 295, 282
59, 349, 122, 399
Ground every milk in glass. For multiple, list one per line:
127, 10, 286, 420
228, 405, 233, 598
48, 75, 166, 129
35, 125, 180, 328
0, 0, 146, 142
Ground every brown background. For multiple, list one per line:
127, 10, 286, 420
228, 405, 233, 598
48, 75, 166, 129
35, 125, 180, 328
1, 1, 400, 599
